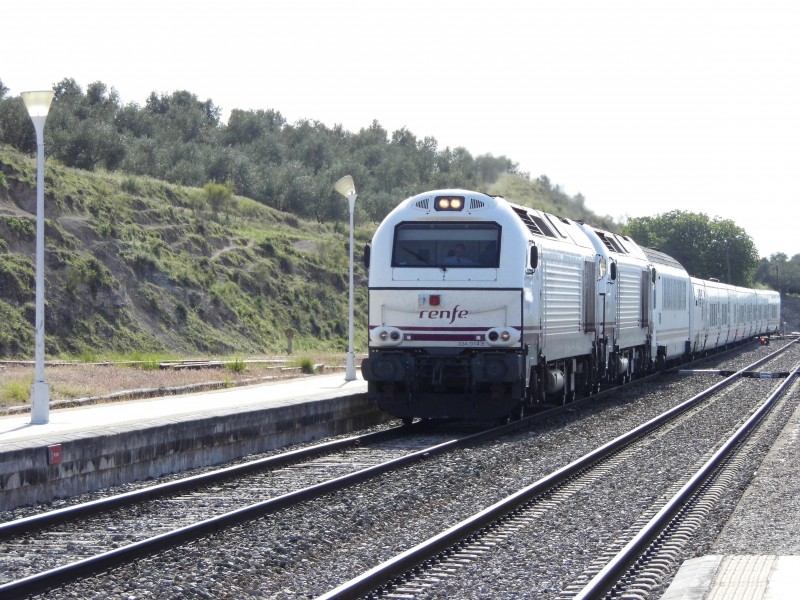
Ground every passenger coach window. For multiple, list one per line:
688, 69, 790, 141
392, 222, 501, 267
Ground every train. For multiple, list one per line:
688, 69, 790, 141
360, 189, 781, 422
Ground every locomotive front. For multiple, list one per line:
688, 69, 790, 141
361, 190, 530, 421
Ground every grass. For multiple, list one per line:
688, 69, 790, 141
122, 351, 178, 370
296, 357, 316, 374
0, 351, 354, 409
1, 144, 372, 360
0, 377, 92, 405
0, 380, 29, 404
225, 358, 246, 373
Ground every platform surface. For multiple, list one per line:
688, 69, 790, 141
0, 373, 367, 450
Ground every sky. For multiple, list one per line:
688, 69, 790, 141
3, 0, 798, 259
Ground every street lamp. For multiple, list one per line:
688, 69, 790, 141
334, 175, 357, 381
22, 90, 54, 424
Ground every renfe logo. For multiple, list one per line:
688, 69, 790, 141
418, 305, 469, 324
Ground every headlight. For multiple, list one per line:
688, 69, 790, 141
485, 327, 520, 347
370, 327, 403, 347
434, 196, 465, 211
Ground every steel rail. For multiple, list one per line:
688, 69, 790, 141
315, 342, 795, 600
0, 425, 408, 539
0, 413, 541, 599
573, 357, 800, 598
1, 340, 786, 598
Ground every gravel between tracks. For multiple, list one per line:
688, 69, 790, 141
708, 373, 800, 556
20, 341, 800, 600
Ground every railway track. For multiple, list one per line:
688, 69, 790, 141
0, 412, 551, 598
317, 340, 799, 599
0, 424, 429, 597
2, 340, 796, 598
569, 354, 800, 598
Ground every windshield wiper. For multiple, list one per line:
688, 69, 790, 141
400, 246, 432, 265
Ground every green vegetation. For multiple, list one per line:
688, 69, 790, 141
0, 377, 89, 404
622, 213, 799, 292
0, 379, 29, 404
0, 145, 375, 358
296, 357, 316, 374
623, 211, 760, 287
754, 255, 800, 296
0, 77, 790, 361
0, 78, 600, 227
125, 352, 175, 370
225, 358, 246, 374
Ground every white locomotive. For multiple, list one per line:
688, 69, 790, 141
361, 189, 781, 421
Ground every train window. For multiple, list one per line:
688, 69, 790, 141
391, 222, 501, 268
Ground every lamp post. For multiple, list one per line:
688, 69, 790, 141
334, 175, 357, 381
21, 90, 54, 424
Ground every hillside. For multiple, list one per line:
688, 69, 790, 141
0, 146, 370, 358
12, 143, 793, 363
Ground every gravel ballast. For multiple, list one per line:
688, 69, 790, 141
20, 341, 800, 599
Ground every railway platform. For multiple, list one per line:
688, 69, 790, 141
0, 373, 380, 510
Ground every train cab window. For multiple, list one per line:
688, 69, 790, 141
391, 222, 501, 268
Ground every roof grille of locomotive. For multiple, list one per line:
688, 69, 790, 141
415, 198, 431, 210
511, 206, 556, 238
596, 231, 627, 253
469, 198, 485, 210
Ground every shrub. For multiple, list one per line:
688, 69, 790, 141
5, 216, 35, 239
120, 177, 143, 195
258, 239, 276, 257
298, 357, 315, 374
226, 358, 246, 373
279, 256, 295, 275
175, 301, 188, 322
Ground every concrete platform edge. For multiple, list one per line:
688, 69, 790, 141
662, 555, 800, 599
1, 391, 389, 511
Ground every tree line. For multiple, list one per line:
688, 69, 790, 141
755, 253, 800, 296
621, 211, 798, 292
0, 78, 530, 225
1, 77, 794, 291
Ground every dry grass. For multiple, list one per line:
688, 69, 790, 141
0, 354, 347, 409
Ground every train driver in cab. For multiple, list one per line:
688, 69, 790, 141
443, 243, 473, 265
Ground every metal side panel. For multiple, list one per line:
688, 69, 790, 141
540, 250, 595, 360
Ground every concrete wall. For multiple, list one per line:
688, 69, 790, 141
1, 393, 391, 511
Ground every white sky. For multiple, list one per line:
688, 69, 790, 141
3, 0, 798, 258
